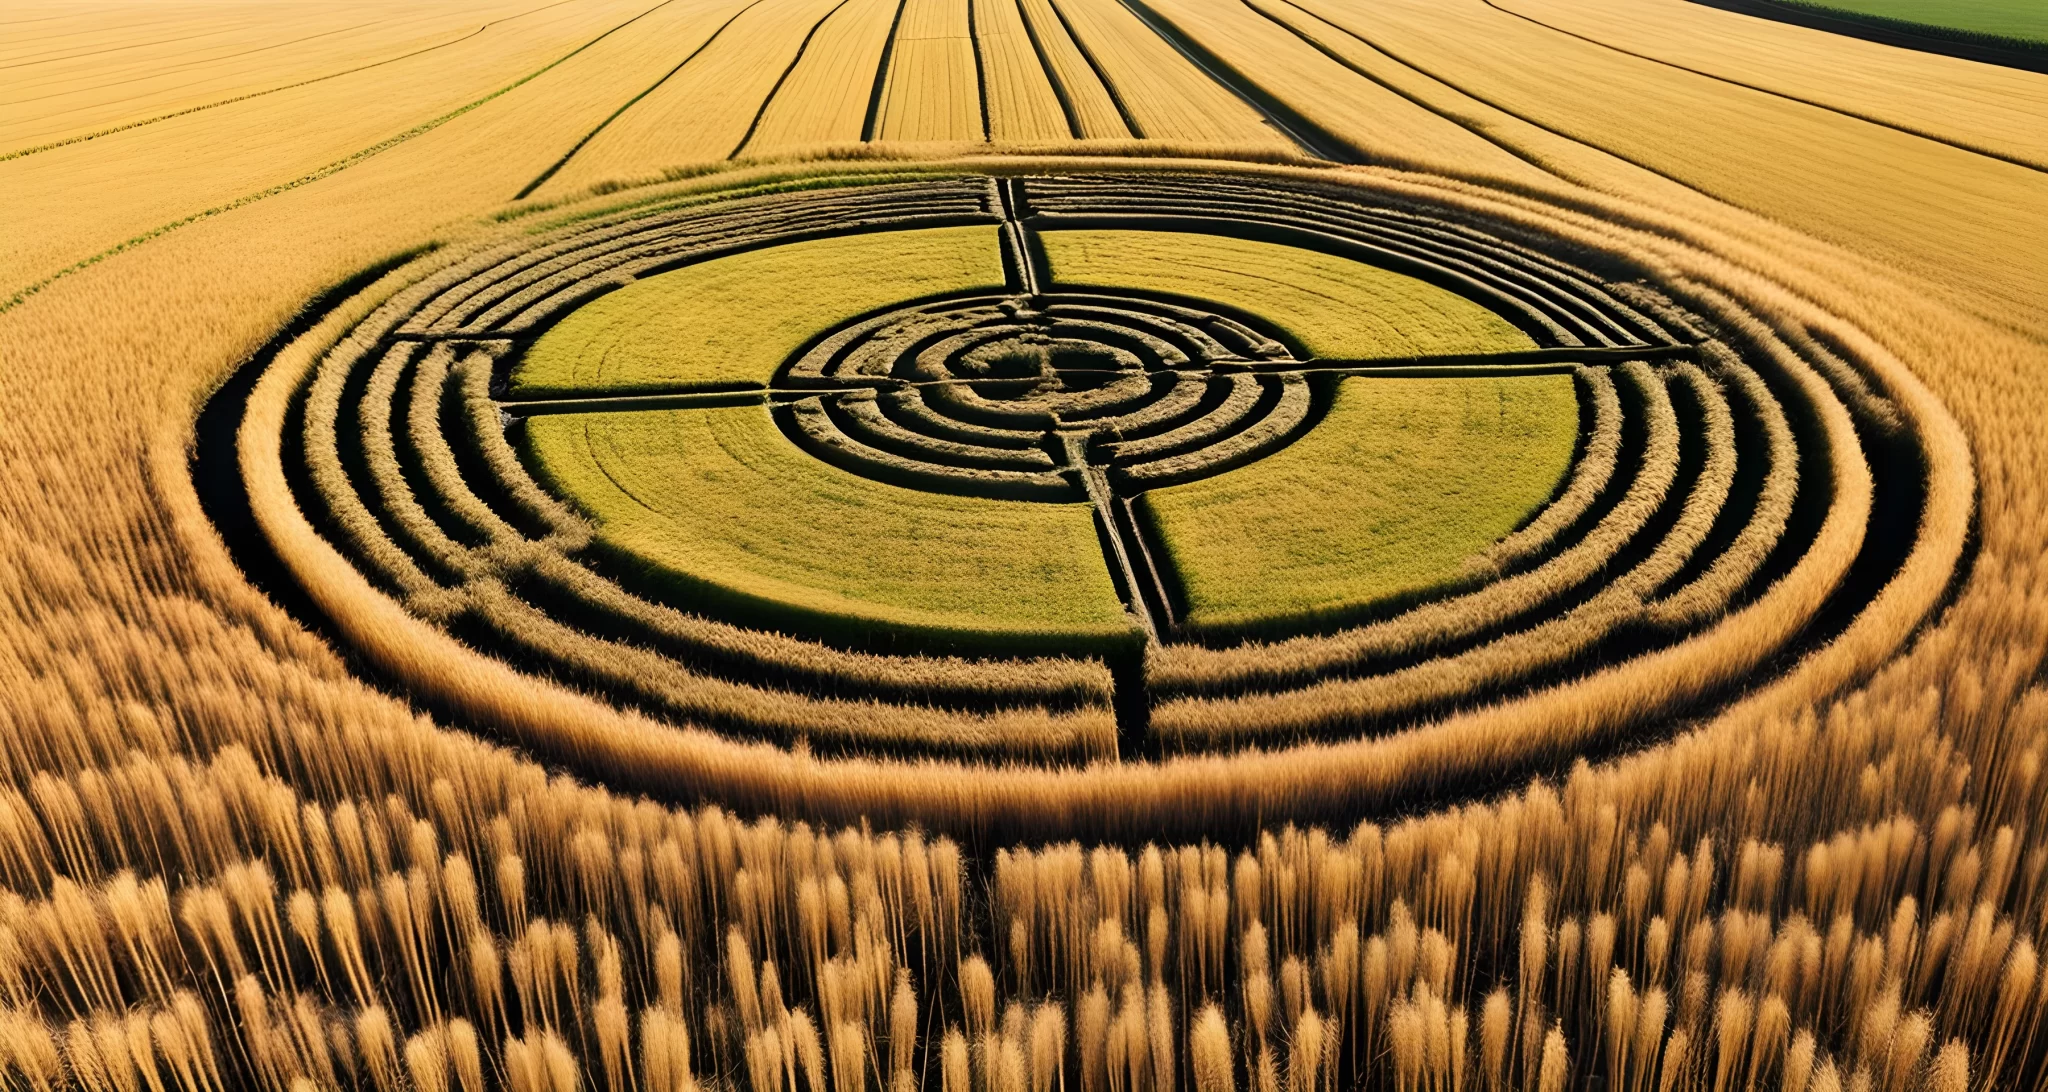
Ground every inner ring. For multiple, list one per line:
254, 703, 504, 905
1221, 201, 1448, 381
774, 289, 1321, 506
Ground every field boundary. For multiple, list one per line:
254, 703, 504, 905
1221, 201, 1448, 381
1684, 0, 2048, 73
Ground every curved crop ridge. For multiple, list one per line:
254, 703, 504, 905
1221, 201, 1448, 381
215, 165, 1963, 837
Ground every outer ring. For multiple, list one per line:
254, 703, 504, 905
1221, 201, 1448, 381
229, 158, 1972, 842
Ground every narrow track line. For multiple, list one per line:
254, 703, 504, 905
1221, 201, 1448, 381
1479, 0, 2048, 174
514, 0, 759, 199
1230, 0, 1563, 180
1257, 0, 1777, 213
1106, 0, 1356, 161
1041, 0, 1147, 138
968, 0, 995, 141
996, 177, 1042, 293
1070, 441, 1161, 643
1, 11, 125, 30
499, 389, 773, 414
2, 8, 197, 36
728, 0, 860, 159
0, 0, 589, 162
492, 348, 1666, 414
860, 0, 911, 140
1013, 0, 1089, 139
0, 26, 251, 71
1, 19, 385, 100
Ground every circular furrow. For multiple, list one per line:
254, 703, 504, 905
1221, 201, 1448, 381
1023, 175, 1687, 349
784, 397, 1077, 500
874, 388, 1047, 448
1473, 366, 1624, 574
1079, 370, 1210, 442
299, 297, 458, 612
1103, 375, 1263, 462
1145, 358, 1737, 695
449, 355, 591, 542
214, 165, 1952, 823
1053, 296, 1290, 361
1646, 356, 1799, 629
774, 284, 1324, 506
1117, 374, 1313, 488
833, 392, 1060, 473
414, 182, 998, 336
788, 301, 1011, 385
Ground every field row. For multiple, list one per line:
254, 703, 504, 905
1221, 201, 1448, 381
526, 0, 1301, 199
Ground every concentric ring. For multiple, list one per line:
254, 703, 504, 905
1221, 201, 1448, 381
211, 165, 1964, 835
776, 288, 1314, 503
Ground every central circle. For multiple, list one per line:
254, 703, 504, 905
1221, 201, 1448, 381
779, 290, 1317, 500
957, 337, 1136, 393
945, 334, 1151, 420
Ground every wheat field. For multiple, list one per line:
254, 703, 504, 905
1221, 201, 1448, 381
1, 0, 2044, 1090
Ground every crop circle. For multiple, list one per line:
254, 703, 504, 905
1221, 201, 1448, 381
218, 167, 1959, 833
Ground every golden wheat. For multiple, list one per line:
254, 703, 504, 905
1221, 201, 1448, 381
2, 0, 2043, 1087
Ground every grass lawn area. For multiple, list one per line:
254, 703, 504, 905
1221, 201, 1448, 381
1141, 374, 1578, 636
512, 226, 1006, 396
1038, 229, 1534, 359
524, 404, 1136, 654
1788, 0, 2048, 43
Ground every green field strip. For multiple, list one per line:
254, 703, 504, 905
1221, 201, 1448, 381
525, 402, 1137, 653
510, 224, 1006, 395
1722, 0, 2048, 47
1038, 228, 1536, 360
1140, 372, 1578, 636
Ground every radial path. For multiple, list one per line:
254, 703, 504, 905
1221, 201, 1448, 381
495, 178, 1672, 644
211, 168, 1944, 809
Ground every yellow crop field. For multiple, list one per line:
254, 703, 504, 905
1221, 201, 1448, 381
2, 0, 2045, 1089
1012, 0, 1130, 138
1, 0, 667, 289
524, 0, 847, 198
1024, 0, 1291, 147
874, 0, 985, 142
740, 0, 901, 155
971, 0, 1072, 143
2, 1, 552, 150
